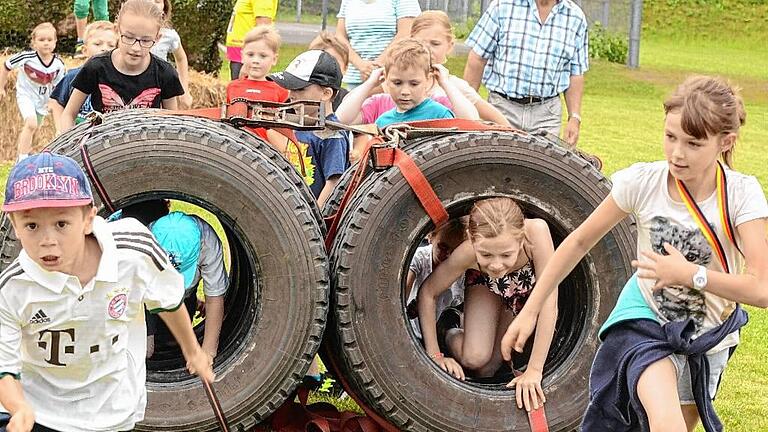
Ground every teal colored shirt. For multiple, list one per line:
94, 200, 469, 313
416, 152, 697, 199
599, 274, 659, 340
375, 98, 454, 128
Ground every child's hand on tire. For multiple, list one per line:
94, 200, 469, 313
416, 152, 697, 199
434, 356, 465, 381
507, 368, 546, 411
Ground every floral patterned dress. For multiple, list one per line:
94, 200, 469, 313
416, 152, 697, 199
464, 261, 536, 315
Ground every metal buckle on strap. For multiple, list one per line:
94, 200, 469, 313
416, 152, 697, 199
226, 99, 327, 131
370, 140, 398, 171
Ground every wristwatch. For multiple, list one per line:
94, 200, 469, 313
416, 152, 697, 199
692, 265, 708, 291
569, 112, 582, 123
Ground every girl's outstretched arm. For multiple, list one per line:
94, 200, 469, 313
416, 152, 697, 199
434, 65, 479, 120
171, 45, 193, 109
634, 217, 768, 307
418, 240, 475, 378
60, 89, 88, 133
503, 196, 629, 355
507, 218, 557, 412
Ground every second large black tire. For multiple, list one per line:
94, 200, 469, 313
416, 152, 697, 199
0, 116, 329, 431
327, 131, 636, 431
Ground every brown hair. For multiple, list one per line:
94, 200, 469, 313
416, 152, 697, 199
309, 31, 349, 69
467, 198, 527, 245
243, 25, 281, 54
31, 22, 56, 41
430, 217, 466, 244
383, 38, 432, 77
159, 0, 173, 24
84, 20, 117, 42
410, 10, 454, 43
663, 75, 745, 168
116, 0, 164, 30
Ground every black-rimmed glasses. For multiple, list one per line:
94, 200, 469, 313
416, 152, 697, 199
120, 34, 156, 48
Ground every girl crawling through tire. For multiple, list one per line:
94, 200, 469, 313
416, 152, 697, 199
417, 197, 558, 411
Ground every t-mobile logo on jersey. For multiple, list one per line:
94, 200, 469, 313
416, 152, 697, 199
37, 328, 75, 366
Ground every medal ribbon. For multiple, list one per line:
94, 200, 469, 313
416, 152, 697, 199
675, 161, 741, 273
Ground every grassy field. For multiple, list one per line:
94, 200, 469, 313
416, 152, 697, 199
261, 36, 768, 429
0, 26, 766, 432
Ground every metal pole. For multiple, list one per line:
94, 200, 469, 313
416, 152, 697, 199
480, 0, 489, 14
321, 0, 329, 30
601, 0, 610, 27
462, 0, 470, 22
628, 0, 643, 68
296, 0, 302, 23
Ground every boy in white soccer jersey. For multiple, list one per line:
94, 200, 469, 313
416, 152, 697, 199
0, 23, 66, 161
0, 152, 214, 432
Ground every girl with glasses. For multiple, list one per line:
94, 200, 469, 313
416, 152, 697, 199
60, 0, 185, 132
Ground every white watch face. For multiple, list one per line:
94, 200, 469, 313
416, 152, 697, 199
694, 275, 707, 286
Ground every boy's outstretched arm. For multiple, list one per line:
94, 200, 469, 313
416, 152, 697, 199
0, 376, 34, 432
335, 68, 384, 124
158, 306, 215, 383
0, 65, 9, 100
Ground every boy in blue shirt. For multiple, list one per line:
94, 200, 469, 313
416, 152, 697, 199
375, 38, 454, 129
268, 50, 351, 207
49, 21, 117, 132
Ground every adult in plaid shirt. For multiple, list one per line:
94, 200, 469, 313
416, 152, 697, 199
463, 0, 588, 145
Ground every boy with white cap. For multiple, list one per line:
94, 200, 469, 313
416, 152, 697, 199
268, 50, 351, 207
0, 153, 213, 432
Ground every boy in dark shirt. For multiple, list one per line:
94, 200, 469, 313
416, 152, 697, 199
268, 50, 351, 207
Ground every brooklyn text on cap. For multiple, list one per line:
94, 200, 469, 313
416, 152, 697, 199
268, 50, 342, 90
3, 152, 93, 212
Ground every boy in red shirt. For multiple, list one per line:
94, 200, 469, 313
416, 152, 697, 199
226, 25, 287, 141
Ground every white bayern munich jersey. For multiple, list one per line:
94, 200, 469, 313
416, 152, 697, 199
0, 217, 185, 432
4, 50, 65, 98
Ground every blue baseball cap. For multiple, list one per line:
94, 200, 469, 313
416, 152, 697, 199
3, 152, 93, 212
150, 212, 201, 289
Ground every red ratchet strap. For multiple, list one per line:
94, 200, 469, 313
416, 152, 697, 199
78, 123, 116, 214
202, 379, 230, 432
324, 136, 385, 250
370, 146, 448, 226
395, 118, 517, 132
512, 370, 549, 432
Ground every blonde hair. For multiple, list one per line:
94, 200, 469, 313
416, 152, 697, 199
84, 20, 117, 42
243, 25, 281, 53
309, 31, 349, 69
467, 198, 527, 246
383, 38, 432, 77
410, 10, 454, 43
31, 22, 56, 41
663, 75, 745, 168
117, 0, 164, 30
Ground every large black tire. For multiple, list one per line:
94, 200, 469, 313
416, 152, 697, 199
0, 116, 329, 431
327, 131, 636, 431
38, 110, 325, 231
